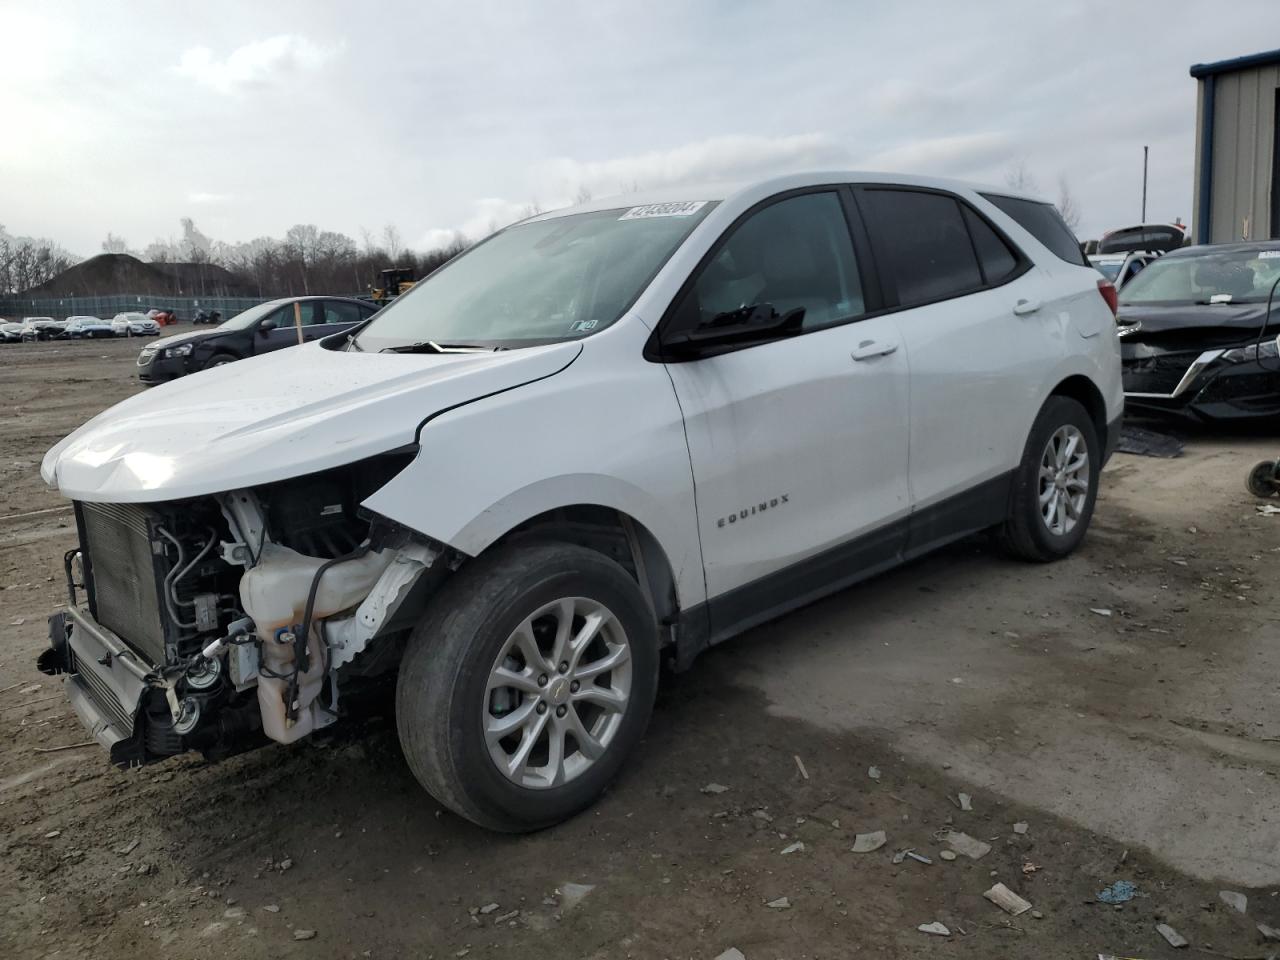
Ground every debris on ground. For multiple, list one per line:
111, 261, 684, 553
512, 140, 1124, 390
478, 903, 499, 915
780, 841, 805, 855
43, 830, 60, 838
1219, 890, 1247, 914
558, 883, 595, 911
9, 617, 23, 625
1155, 923, 1188, 948
493, 910, 519, 924
1096, 880, 1137, 904
1257, 504, 1280, 517
917, 922, 951, 936
906, 852, 933, 865
939, 850, 957, 862
292, 929, 316, 941
715, 950, 747, 960
945, 831, 991, 860
1013, 821, 1029, 835
957, 792, 973, 811
116, 839, 139, 855
701, 782, 729, 795
793, 755, 809, 780
263, 905, 280, 913
892, 849, 908, 864
19, 684, 41, 695
868, 766, 881, 781
1090, 608, 1113, 617
850, 831, 886, 853
764, 897, 791, 910
1021, 861, 1040, 876
1117, 424, 1184, 458
984, 882, 1032, 916
1259, 922, 1280, 941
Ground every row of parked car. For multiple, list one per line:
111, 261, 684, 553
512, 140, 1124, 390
0, 311, 166, 343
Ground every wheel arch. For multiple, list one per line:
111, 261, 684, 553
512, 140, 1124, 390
1048, 374, 1109, 450
484, 503, 682, 634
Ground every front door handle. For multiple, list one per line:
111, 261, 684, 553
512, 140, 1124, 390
852, 340, 898, 361
1013, 298, 1042, 316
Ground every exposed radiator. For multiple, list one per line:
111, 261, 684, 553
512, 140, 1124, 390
79, 501, 169, 665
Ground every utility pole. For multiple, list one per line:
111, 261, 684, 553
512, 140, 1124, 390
1141, 145, 1149, 222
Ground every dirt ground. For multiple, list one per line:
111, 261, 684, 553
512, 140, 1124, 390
4, 330, 1280, 960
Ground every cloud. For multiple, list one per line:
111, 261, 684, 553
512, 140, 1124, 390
545, 134, 852, 198
418, 197, 533, 250
859, 132, 1016, 179
175, 35, 337, 95
187, 192, 231, 205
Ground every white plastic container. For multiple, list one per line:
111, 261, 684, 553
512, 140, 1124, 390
239, 542, 393, 743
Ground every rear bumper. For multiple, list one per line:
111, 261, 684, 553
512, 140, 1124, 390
39, 606, 154, 766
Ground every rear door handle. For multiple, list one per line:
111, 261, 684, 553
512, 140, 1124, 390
852, 340, 898, 361
1013, 298, 1042, 316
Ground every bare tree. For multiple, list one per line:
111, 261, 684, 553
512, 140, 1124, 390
1055, 175, 1082, 232
101, 233, 130, 255
1003, 160, 1040, 194
381, 224, 403, 262
573, 185, 593, 206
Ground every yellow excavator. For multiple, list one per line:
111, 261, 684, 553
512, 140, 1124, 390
370, 267, 417, 306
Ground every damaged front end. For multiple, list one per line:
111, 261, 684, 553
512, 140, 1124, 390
38, 450, 452, 767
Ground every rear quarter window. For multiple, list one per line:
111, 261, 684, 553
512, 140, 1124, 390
981, 193, 1087, 266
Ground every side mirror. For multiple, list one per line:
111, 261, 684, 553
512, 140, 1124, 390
663, 303, 805, 356
257, 325, 271, 337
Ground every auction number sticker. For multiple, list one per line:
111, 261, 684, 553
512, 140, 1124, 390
619, 201, 707, 220
1258, 250, 1280, 259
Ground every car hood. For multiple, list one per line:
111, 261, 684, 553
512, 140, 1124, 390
1117, 301, 1273, 336
144, 329, 222, 350
43, 340, 582, 503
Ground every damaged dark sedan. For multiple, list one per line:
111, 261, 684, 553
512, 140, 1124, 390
1119, 242, 1280, 421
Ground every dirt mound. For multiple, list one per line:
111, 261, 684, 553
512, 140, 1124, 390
23, 253, 253, 297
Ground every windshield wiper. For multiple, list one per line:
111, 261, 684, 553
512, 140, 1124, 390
346, 333, 364, 352
380, 340, 504, 354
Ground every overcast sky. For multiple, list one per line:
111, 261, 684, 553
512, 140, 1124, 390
1, 1, 1275, 257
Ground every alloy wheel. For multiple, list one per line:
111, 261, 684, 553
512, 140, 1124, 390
483, 596, 632, 789
1038, 424, 1089, 536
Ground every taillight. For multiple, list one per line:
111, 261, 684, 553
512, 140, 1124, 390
1097, 279, 1118, 317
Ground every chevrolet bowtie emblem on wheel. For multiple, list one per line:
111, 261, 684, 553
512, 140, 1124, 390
716, 494, 789, 528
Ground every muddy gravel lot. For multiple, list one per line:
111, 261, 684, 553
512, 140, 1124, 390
4, 330, 1280, 959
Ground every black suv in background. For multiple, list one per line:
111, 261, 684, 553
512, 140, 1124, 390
137, 296, 378, 384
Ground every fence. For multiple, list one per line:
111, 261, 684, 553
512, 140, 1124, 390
0, 293, 279, 321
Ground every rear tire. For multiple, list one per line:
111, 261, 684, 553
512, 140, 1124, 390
997, 396, 1100, 562
396, 541, 659, 832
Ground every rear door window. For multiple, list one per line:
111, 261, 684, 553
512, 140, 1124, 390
323, 301, 366, 325
858, 189, 983, 306
981, 193, 1087, 265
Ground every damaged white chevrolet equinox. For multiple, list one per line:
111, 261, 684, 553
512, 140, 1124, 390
39, 173, 1122, 831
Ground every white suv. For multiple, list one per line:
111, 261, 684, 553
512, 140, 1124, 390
39, 172, 1121, 831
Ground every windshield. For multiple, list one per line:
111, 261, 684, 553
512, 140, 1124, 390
218, 301, 281, 331
1093, 261, 1123, 281
355, 203, 715, 350
1119, 249, 1280, 305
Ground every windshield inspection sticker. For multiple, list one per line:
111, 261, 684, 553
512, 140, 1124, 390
619, 201, 707, 221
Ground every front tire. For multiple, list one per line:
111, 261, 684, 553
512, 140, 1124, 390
202, 353, 235, 370
396, 541, 659, 832
997, 396, 1100, 561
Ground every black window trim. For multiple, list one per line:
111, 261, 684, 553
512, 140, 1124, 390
645, 184, 884, 363
979, 190, 1089, 265
851, 183, 1032, 313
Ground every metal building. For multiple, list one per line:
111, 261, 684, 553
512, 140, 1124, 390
1191, 48, 1280, 244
